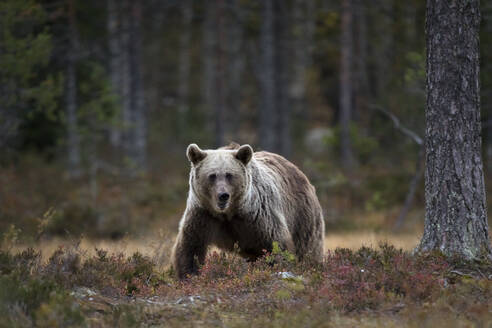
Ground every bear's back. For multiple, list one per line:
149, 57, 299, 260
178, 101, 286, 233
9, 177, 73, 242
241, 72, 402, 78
249, 150, 322, 244
253, 151, 313, 192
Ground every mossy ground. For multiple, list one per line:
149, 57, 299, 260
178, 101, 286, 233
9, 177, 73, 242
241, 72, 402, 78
1, 239, 491, 327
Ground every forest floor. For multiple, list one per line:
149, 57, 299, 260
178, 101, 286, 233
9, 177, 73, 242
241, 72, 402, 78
17, 231, 422, 262
2, 232, 492, 327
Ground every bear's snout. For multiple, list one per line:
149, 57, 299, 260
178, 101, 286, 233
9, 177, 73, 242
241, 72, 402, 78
218, 192, 230, 202
217, 192, 230, 210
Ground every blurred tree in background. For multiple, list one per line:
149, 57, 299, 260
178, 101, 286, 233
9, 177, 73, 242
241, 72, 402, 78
1, 0, 491, 240
0, 0, 60, 159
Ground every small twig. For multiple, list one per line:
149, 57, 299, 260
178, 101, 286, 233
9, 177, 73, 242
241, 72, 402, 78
476, 268, 487, 279
369, 104, 423, 145
449, 270, 474, 278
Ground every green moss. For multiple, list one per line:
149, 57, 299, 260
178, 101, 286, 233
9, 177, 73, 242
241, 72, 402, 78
35, 292, 85, 327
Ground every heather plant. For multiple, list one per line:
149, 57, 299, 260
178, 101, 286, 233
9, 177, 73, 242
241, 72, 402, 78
315, 244, 451, 311
0, 255, 75, 327
198, 250, 249, 281
34, 291, 85, 327
0, 240, 491, 326
42, 244, 165, 297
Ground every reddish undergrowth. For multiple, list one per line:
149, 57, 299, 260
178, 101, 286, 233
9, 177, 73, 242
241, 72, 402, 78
1, 242, 491, 327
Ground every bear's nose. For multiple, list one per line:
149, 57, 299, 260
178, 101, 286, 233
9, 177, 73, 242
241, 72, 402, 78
218, 193, 230, 202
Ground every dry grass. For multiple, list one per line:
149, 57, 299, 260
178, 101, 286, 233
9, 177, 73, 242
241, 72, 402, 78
16, 234, 176, 268
325, 231, 421, 251
25, 238, 165, 258
18, 230, 422, 264
4, 230, 492, 327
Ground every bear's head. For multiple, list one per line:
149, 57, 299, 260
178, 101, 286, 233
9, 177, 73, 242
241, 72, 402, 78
186, 143, 253, 214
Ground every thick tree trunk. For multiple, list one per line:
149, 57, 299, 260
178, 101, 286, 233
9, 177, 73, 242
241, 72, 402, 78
483, 3, 492, 171
259, 0, 276, 152
177, 0, 193, 140
418, 0, 491, 258
339, 0, 356, 170
66, 0, 81, 178
107, 0, 122, 147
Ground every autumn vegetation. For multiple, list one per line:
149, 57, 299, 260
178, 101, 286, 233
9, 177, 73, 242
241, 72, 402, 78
2, 0, 492, 326
1, 233, 492, 327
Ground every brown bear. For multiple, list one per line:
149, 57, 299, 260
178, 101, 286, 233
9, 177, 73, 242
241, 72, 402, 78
172, 143, 325, 279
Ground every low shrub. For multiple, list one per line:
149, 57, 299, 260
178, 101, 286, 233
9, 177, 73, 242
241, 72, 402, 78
1, 241, 491, 326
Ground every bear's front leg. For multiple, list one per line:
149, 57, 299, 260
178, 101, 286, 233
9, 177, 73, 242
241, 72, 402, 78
172, 209, 213, 280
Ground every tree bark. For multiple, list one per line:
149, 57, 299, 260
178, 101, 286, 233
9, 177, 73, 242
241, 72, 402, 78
66, 0, 81, 178
339, 0, 356, 170
418, 0, 491, 258
259, 0, 276, 152
483, 2, 492, 171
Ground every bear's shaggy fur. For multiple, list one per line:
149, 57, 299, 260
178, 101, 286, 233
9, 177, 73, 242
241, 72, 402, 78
172, 143, 325, 279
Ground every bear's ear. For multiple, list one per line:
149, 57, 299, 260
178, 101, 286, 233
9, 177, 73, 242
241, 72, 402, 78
235, 144, 253, 165
187, 144, 207, 165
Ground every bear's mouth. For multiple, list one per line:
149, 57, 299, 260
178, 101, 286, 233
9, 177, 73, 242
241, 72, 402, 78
217, 201, 228, 211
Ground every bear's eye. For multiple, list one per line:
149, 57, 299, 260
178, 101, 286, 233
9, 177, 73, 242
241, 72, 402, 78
208, 173, 216, 182
225, 173, 233, 180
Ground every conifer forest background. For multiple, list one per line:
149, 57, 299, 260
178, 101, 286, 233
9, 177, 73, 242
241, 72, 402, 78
1, 1, 492, 326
